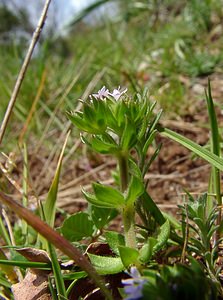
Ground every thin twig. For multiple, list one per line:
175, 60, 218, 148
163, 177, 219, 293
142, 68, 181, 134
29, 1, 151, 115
18, 68, 47, 145
181, 196, 189, 264
0, 0, 52, 145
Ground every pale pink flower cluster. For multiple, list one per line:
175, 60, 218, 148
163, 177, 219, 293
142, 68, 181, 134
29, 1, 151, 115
92, 86, 109, 100
91, 86, 127, 101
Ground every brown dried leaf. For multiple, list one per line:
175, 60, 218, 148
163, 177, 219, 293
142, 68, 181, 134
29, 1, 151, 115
16, 248, 51, 264
12, 271, 51, 300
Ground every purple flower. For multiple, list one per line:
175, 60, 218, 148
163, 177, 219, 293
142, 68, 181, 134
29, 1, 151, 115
109, 86, 127, 100
92, 86, 109, 100
122, 267, 147, 300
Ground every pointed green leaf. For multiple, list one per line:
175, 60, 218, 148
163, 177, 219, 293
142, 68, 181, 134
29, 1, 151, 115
193, 217, 206, 233
205, 80, 220, 157
105, 231, 125, 255
44, 131, 70, 227
83, 104, 97, 125
83, 104, 106, 133
91, 206, 118, 229
142, 130, 157, 156
129, 158, 143, 179
153, 220, 170, 253
82, 189, 117, 208
121, 117, 137, 150
115, 100, 127, 127
61, 212, 94, 241
91, 136, 119, 154
88, 253, 124, 275
125, 176, 144, 206
93, 183, 125, 208
68, 113, 96, 133
119, 246, 139, 268
162, 212, 181, 230
149, 110, 163, 133
139, 237, 158, 263
140, 191, 165, 226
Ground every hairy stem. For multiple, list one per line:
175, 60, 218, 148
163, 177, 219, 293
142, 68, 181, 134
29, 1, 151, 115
123, 205, 136, 249
118, 153, 136, 248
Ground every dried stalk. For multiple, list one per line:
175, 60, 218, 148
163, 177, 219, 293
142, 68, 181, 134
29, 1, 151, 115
0, 0, 52, 145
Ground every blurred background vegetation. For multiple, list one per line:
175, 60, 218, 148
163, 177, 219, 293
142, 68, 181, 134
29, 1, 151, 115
0, 0, 223, 151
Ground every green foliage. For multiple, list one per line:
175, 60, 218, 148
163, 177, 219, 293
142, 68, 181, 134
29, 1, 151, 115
143, 260, 218, 300
153, 220, 170, 253
90, 206, 118, 230
125, 175, 144, 206
61, 212, 94, 242
180, 193, 220, 278
185, 0, 212, 31
83, 183, 125, 208
119, 246, 139, 268
139, 237, 157, 263
88, 253, 124, 275
0, 5, 20, 33
105, 231, 125, 255
180, 51, 220, 77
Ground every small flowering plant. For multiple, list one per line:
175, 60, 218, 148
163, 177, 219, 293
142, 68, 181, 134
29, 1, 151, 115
67, 86, 165, 251
64, 84, 223, 299
1, 84, 223, 299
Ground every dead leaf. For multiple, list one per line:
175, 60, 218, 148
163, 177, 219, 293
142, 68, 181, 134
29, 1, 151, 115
12, 248, 52, 299
16, 248, 51, 264
12, 271, 51, 300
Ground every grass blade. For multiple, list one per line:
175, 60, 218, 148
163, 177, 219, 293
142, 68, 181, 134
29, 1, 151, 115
41, 131, 70, 298
47, 242, 67, 299
69, 0, 110, 26
0, 250, 18, 283
140, 191, 165, 226
43, 130, 70, 227
0, 215, 11, 246
0, 259, 51, 270
205, 80, 221, 206
159, 127, 223, 171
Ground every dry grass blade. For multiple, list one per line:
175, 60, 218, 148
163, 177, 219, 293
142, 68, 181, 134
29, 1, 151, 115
33, 54, 94, 156
0, 0, 52, 145
35, 123, 71, 193
18, 69, 47, 145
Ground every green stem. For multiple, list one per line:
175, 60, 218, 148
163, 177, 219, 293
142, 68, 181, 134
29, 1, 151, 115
123, 205, 136, 248
118, 153, 129, 192
118, 153, 136, 248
